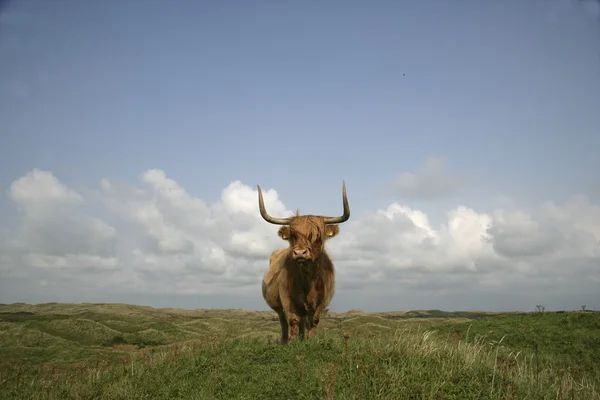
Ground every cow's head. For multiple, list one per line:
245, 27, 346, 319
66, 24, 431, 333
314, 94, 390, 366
257, 181, 350, 264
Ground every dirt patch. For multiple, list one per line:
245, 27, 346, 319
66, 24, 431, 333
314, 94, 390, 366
111, 344, 138, 352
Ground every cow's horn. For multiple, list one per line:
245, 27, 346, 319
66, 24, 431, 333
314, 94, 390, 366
324, 181, 350, 225
257, 184, 293, 225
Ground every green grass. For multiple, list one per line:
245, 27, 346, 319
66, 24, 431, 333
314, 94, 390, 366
0, 303, 598, 399
439, 311, 600, 382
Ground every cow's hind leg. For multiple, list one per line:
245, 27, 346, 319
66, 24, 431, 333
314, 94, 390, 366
307, 304, 326, 339
298, 316, 308, 340
275, 309, 289, 344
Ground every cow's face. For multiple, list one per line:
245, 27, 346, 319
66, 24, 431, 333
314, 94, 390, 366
256, 181, 350, 263
277, 216, 340, 263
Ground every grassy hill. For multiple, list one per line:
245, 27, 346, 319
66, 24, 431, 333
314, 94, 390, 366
0, 303, 598, 399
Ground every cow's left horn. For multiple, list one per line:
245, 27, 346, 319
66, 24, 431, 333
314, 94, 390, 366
324, 181, 350, 225
257, 184, 293, 225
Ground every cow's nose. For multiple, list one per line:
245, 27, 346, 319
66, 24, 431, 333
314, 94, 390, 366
293, 249, 308, 257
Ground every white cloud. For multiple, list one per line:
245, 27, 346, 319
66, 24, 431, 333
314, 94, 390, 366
5, 169, 117, 263
1, 168, 599, 311
9, 169, 82, 205
391, 157, 466, 200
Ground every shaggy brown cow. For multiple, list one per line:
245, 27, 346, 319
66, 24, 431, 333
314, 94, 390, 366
257, 181, 350, 344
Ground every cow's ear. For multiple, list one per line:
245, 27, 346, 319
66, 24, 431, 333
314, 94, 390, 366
325, 225, 340, 239
278, 226, 291, 240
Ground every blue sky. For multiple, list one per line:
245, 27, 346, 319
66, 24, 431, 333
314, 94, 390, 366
0, 0, 599, 312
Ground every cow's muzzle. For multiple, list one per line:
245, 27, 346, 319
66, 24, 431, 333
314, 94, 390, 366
292, 248, 311, 263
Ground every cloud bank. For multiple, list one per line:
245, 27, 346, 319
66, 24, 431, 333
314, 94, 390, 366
1, 169, 598, 311
390, 157, 466, 200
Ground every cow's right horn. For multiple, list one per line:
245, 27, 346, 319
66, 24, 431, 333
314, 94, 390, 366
257, 184, 293, 225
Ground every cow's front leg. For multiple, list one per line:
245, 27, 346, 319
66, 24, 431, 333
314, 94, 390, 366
280, 292, 300, 343
285, 310, 301, 342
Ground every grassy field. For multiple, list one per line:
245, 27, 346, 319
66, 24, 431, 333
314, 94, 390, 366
0, 303, 599, 399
